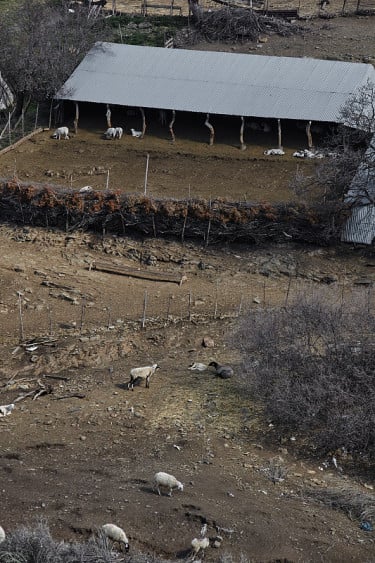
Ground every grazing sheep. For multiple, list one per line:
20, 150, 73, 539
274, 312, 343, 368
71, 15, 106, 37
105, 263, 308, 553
52, 126, 69, 140
264, 148, 285, 156
153, 471, 183, 497
115, 127, 123, 139
0, 403, 15, 417
105, 127, 116, 139
101, 523, 129, 552
0, 526, 5, 544
79, 186, 93, 193
208, 361, 233, 379
191, 536, 210, 558
130, 128, 142, 138
127, 363, 160, 390
188, 362, 208, 372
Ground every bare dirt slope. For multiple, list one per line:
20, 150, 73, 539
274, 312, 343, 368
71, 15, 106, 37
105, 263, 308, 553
0, 225, 374, 562
0, 12, 375, 563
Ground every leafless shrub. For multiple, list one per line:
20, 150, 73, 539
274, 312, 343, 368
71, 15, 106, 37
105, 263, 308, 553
260, 458, 288, 484
306, 486, 375, 523
185, 5, 304, 44
232, 290, 375, 459
0, 521, 176, 563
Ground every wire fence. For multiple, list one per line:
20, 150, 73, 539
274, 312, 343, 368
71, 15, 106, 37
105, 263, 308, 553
11, 276, 374, 344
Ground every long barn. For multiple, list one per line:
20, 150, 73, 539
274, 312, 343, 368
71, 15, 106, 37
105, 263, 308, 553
57, 42, 375, 147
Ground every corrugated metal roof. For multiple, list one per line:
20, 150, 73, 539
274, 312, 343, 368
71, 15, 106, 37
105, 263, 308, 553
58, 43, 375, 122
341, 205, 375, 245
342, 134, 375, 245
344, 135, 375, 205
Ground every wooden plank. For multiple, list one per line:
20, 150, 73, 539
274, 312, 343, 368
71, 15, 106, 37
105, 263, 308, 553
91, 260, 187, 285
0, 127, 43, 157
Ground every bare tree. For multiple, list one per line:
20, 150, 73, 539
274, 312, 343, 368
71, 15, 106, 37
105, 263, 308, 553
0, 0, 107, 118
292, 81, 375, 203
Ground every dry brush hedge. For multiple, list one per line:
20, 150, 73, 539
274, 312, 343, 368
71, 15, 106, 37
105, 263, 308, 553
0, 180, 349, 245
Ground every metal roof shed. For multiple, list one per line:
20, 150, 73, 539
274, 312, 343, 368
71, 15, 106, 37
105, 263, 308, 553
57, 42, 375, 123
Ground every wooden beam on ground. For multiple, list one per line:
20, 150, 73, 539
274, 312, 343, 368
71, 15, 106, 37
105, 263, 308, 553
91, 261, 187, 285
0, 127, 43, 157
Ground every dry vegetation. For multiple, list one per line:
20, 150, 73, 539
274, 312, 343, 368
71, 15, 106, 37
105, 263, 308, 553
0, 5, 375, 562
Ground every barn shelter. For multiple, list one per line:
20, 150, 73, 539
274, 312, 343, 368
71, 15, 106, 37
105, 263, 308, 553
57, 42, 375, 148
341, 134, 375, 245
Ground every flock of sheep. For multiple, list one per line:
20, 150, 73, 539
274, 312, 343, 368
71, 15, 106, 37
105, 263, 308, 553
127, 360, 234, 390
0, 359, 233, 559
51, 126, 143, 140
0, 472, 210, 559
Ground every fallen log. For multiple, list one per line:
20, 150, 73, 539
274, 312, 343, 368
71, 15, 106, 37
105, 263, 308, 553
91, 260, 187, 286
0, 127, 43, 157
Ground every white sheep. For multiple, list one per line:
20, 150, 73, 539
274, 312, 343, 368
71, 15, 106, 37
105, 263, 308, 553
153, 471, 184, 497
264, 148, 285, 156
101, 523, 129, 552
52, 126, 69, 140
105, 127, 116, 139
115, 127, 123, 139
0, 526, 5, 544
127, 363, 160, 390
188, 362, 208, 372
191, 536, 210, 558
0, 403, 15, 417
130, 128, 142, 138
293, 149, 323, 159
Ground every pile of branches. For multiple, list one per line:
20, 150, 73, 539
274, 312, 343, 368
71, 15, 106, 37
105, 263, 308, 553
187, 7, 303, 44
0, 180, 349, 245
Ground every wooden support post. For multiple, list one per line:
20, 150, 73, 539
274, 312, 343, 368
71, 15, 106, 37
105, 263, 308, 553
306, 120, 313, 149
169, 110, 176, 142
140, 107, 146, 138
240, 116, 246, 151
106, 104, 112, 128
144, 153, 150, 195
8, 112, 11, 145
141, 290, 147, 329
18, 292, 24, 342
34, 103, 39, 130
204, 113, 214, 146
74, 102, 79, 134
277, 118, 282, 150
48, 100, 53, 129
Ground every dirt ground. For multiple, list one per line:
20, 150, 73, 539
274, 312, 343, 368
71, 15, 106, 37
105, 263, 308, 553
0, 224, 374, 562
0, 11, 375, 563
